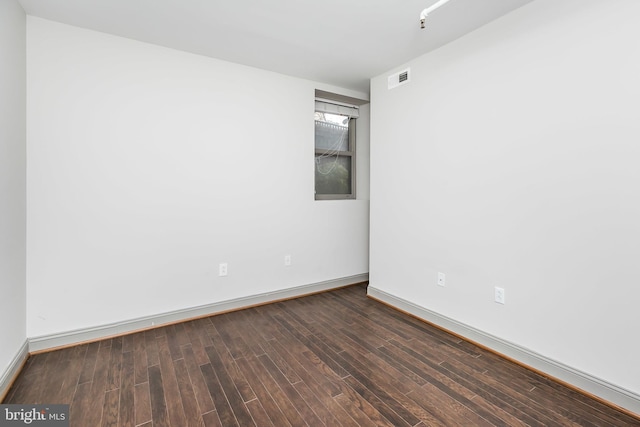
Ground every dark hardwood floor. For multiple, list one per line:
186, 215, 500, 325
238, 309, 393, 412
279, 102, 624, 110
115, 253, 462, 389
4, 284, 639, 426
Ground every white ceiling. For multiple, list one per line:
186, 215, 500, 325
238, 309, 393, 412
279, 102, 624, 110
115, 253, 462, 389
18, 0, 535, 94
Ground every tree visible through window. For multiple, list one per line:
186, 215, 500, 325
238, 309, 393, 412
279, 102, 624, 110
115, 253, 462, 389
315, 101, 357, 200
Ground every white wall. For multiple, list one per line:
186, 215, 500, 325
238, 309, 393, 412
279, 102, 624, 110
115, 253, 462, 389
356, 103, 371, 201
26, 17, 369, 338
370, 0, 640, 400
0, 0, 27, 385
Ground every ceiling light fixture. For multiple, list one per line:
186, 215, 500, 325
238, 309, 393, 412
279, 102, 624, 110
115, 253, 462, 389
420, 0, 453, 29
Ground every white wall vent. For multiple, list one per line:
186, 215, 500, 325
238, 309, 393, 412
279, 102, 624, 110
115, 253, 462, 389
388, 68, 410, 90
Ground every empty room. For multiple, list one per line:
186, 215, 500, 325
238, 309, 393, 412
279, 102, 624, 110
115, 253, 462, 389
1, 0, 639, 425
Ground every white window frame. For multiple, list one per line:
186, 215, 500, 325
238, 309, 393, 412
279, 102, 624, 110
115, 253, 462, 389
314, 98, 358, 200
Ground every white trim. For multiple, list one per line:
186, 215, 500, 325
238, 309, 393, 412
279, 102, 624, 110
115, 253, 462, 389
0, 339, 29, 400
28, 274, 369, 352
367, 285, 640, 416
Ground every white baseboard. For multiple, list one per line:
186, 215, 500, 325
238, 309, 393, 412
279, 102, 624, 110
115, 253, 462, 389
367, 285, 640, 416
0, 339, 29, 401
29, 274, 369, 353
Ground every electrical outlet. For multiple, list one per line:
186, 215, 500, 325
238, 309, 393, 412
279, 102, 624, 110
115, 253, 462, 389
284, 255, 292, 266
437, 272, 445, 287
495, 287, 505, 304
219, 263, 228, 277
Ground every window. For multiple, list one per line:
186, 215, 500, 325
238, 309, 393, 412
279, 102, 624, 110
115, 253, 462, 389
315, 99, 358, 200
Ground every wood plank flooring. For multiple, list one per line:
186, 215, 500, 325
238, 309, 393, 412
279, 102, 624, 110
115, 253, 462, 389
4, 284, 639, 426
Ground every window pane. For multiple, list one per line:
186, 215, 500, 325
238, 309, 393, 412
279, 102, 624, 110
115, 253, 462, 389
315, 155, 352, 195
315, 113, 349, 151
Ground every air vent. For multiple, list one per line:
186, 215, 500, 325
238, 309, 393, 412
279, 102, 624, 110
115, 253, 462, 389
388, 68, 410, 90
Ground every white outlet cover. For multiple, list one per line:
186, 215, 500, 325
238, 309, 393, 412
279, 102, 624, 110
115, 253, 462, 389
437, 272, 445, 287
495, 287, 505, 304
284, 255, 292, 266
219, 263, 228, 277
